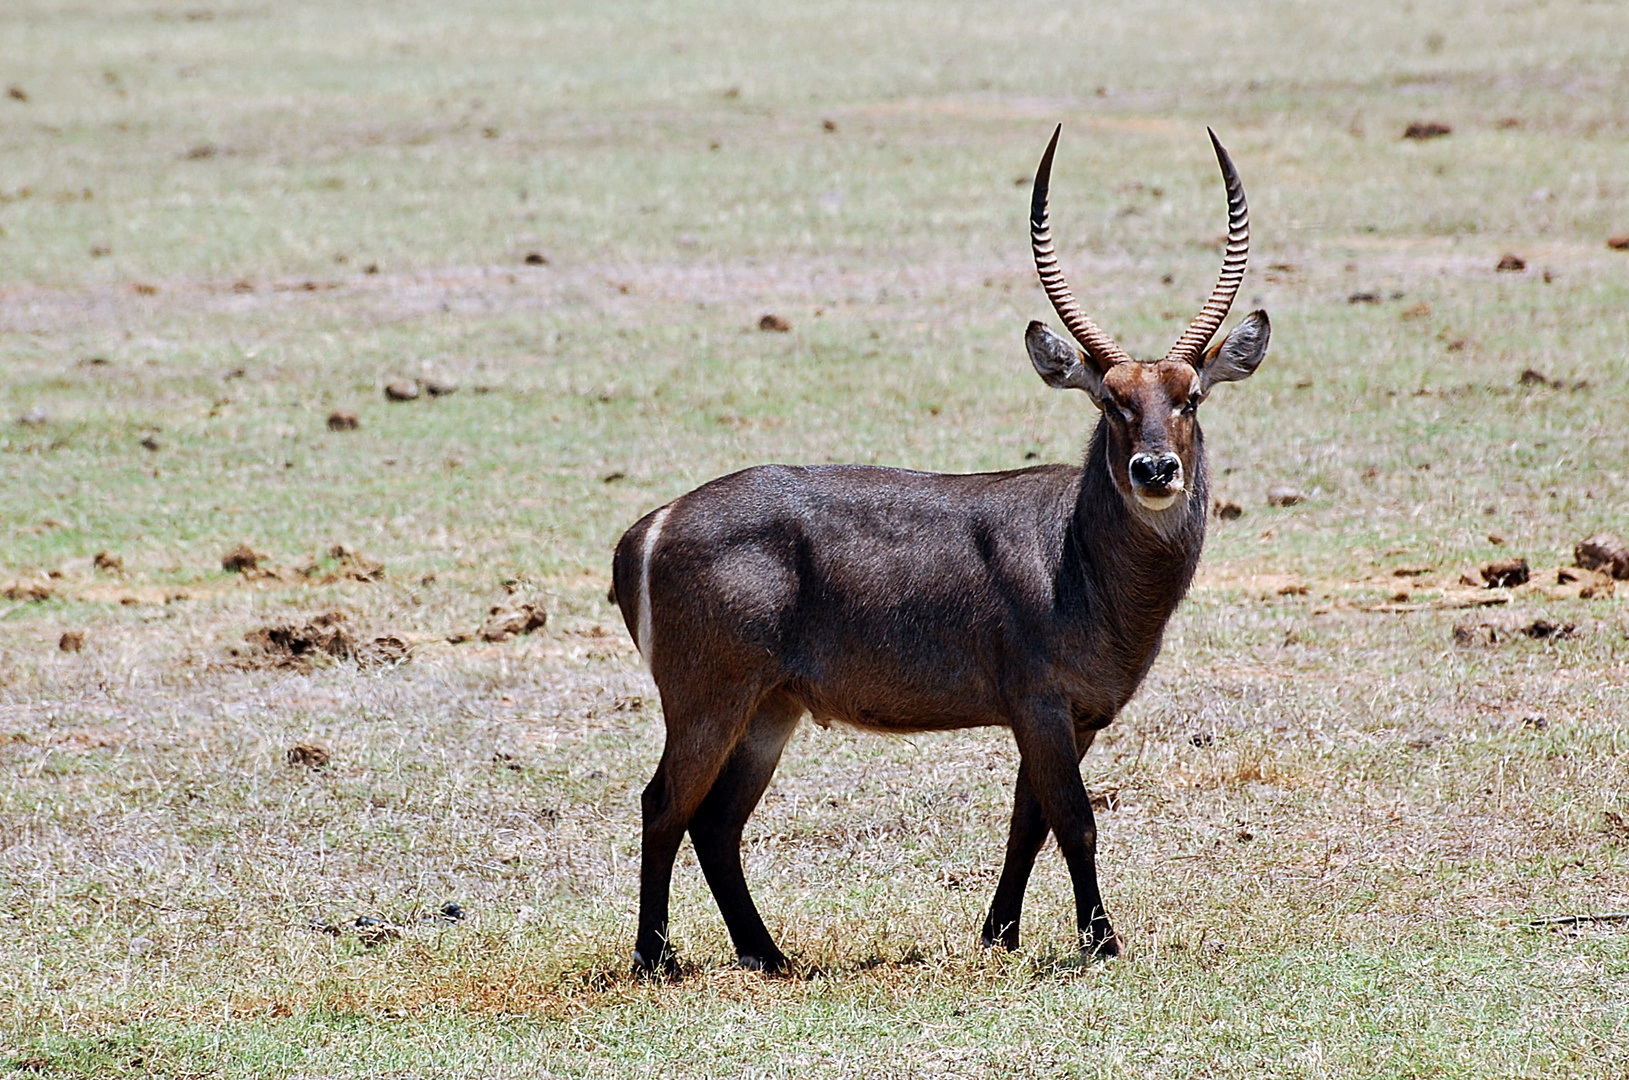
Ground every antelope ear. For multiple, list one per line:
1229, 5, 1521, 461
1198, 309, 1270, 395
1026, 321, 1105, 403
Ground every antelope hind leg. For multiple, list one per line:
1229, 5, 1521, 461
634, 694, 757, 977
689, 693, 801, 973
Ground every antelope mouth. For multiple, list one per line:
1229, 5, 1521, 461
1131, 483, 1184, 511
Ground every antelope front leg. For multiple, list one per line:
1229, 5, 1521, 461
982, 728, 1097, 950
981, 760, 1048, 950
1011, 710, 1119, 958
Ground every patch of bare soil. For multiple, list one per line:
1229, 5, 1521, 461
222, 544, 387, 586
305, 545, 386, 584
1453, 615, 1581, 648
229, 612, 411, 672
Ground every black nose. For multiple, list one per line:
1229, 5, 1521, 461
1130, 453, 1181, 488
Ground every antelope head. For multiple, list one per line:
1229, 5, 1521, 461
1024, 126, 1271, 517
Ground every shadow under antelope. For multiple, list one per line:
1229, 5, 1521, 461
610, 124, 1270, 976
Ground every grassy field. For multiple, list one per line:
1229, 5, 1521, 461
2, 0, 1628, 1075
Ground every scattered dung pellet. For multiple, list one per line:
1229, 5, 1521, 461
384, 379, 420, 402
1403, 121, 1452, 139
7, 85, 28, 102
1214, 500, 1243, 521
1480, 557, 1529, 588
286, 743, 330, 768
1520, 618, 1576, 640
1607, 235, 1629, 251
601, 471, 626, 483
822, 118, 837, 132
1575, 532, 1629, 579
523, 251, 548, 266
327, 410, 360, 431
480, 602, 549, 643
139, 436, 160, 451
1496, 253, 1526, 272
58, 630, 84, 653
1266, 485, 1305, 507
1346, 291, 1381, 304
4, 582, 54, 602
353, 916, 402, 946
93, 551, 123, 573
423, 378, 458, 397
758, 313, 792, 332
220, 544, 262, 572
1487, 531, 1506, 545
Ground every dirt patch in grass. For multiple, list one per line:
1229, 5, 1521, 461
228, 613, 411, 672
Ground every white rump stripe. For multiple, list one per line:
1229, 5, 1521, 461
636, 505, 672, 664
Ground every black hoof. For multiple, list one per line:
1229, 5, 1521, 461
980, 919, 1020, 951
738, 951, 790, 976
1085, 929, 1123, 960
632, 947, 681, 980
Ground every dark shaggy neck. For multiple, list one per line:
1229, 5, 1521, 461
1065, 417, 1208, 668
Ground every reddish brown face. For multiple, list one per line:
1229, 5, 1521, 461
1096, 361, 1201, 511
1025, 311, 1270, 517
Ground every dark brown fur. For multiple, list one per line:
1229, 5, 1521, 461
610, 128, 1270, 976
610, 316, 1268, 975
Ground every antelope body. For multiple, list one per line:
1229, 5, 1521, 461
611, 126, 1270, 974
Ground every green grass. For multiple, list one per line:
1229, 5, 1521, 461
3, 0, 1629, 1075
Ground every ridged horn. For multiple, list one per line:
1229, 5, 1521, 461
1166, 128, 1250, 366
1031, 124, 1130, 374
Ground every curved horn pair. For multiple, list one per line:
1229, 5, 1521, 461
1030, 124, 1250, 370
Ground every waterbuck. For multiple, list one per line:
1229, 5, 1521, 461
610, 125, 1270, 975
